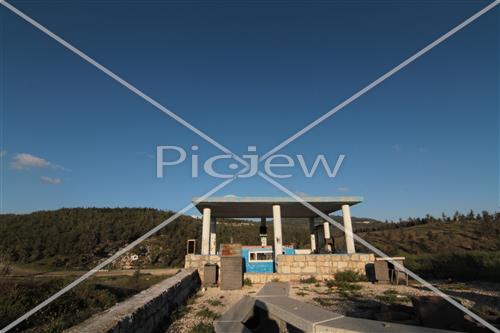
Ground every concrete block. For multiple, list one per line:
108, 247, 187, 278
255, 296, 342, 333
316, 316, 458, 333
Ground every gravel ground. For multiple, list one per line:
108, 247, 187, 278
166, 284, 260, 333
166, 280, 499, 333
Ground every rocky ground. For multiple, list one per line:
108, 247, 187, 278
166, 283, 261, 333
166, 279, 500, 333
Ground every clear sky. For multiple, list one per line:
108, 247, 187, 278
0, 0, 498, 221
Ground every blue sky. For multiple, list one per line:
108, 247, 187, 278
0, 0, 498, 220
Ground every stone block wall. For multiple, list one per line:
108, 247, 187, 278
185, 253, 375, 285
184, 254, 221, 282
65, 269, 200, 333
276, 253, 375, 275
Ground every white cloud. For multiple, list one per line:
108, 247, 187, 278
40, 176, 62, 185
10, 153, 67, 171
11, 153, 51, 170
0, 150, 6, 158
337, 187, 350, 192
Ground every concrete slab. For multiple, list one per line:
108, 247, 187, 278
213, 321, 251, 333
256, 282, 290, 297
217, 296, 255, 323
193, 196, 363, 218
316, 316, 459, 333
255, 296, 343, 333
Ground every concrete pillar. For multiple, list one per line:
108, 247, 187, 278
260, 217, 267, 247
323, 220, 332, 252
272, 205, 283, 261
308, 217, 316, 253
209, 216, 217, 255
201, 208, 211, 255
342, 204, 356, 254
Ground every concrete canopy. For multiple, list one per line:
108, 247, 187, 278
193, 196, 363, 218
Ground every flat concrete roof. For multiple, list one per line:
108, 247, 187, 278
193, 196, 362, 218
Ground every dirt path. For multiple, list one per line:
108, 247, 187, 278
2, 266, 181, 279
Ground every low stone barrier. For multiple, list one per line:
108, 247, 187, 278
65, 268, 200, 333
276, 253, 375, 275
186, 253, 375, 284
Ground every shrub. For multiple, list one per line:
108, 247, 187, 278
375, 289, 409, 304
324, 278, 362, 292
207, 298, 223, 307
196, 307, 220, 320
300, 276, 317, 284
313, 297, 334, 307
325, 279, 336, 288
243, 278, 253, 286
190, 323, 214, 333
334, 270, 367, 282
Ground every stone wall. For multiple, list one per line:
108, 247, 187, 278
184, 254, 220, 282
185, 253, 375, 285
65, 269, 200, 333
276, 253, 375, 275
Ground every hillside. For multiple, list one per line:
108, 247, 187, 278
0, 208, 499, 280
357, 219, 500, 254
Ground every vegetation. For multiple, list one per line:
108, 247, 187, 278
375, 289, 410, 304
300, 276, 317, 284
189, 323, 214, 333
195, 307, 220, 320
404, 251, 500, 281
313, 297, 335, 307
334, 270, 367, 282
0, 208, 498, 331
0, 273, 167, 332
324, 279, 362, 292
206, 298, 223, 307
0, 208, 498, 281
243, 277, 252, 286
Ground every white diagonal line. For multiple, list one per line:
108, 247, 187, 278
0, 0, 248, 168
258, 171, 500, 333
0, 176, 236, 333
260, 0, 499, 162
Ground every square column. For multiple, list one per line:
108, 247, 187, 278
342, 204, 356, 254
323, 220, 332, 252
209, 216, 217, 255
308, 217, 316, 253
201, 207, 211, 255
272, 204, 283, 262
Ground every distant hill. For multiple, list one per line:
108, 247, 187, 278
0, 208, 498, 280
